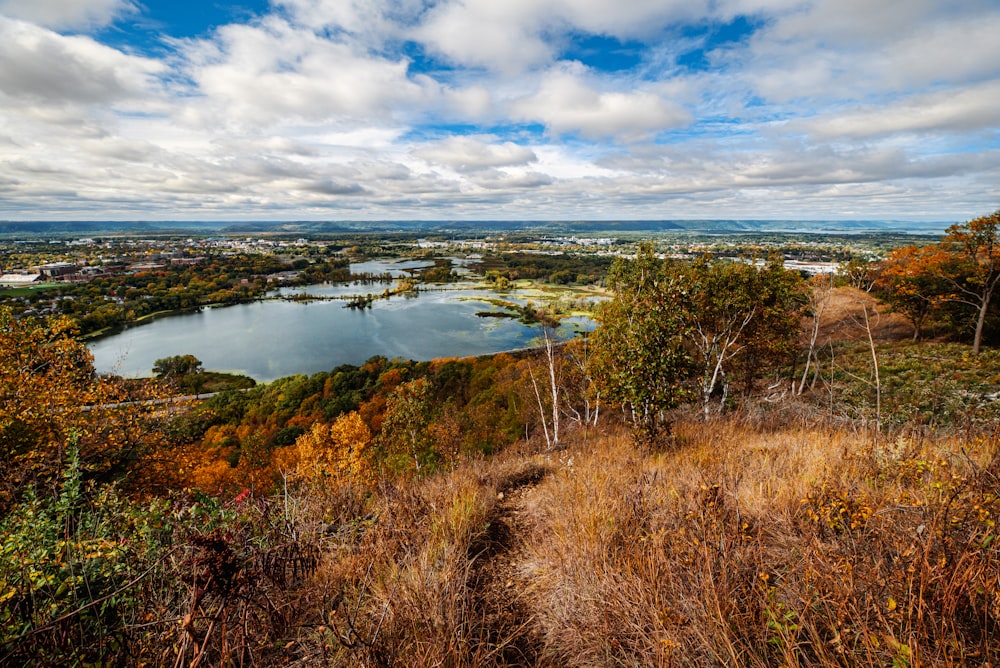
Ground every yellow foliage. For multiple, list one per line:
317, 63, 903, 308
286, 411, 374, 485
189, 459, 234, 493
0, 307, 175, 505
202, 424, 238, 449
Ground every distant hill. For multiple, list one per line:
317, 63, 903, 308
0, 221, 227, 237
0, 218, 952, 238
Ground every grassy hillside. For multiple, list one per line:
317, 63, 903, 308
3, 287, 1000, 665
275, 415, 997, 667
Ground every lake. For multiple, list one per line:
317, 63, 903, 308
88, 279, 595, 382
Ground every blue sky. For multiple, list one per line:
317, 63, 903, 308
0, 0, 997, 222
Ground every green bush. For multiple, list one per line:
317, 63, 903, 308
0, 441, 324, 665
0, 443, 171, 665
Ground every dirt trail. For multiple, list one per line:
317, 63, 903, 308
467, 463, 548, 666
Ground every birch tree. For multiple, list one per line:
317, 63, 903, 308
527, 324, 562, 450
678, 256, 806, 417
561, 335, 600, 431
798, 273, 833, 395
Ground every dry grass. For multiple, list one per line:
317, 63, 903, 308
519, 421, 1000, 666
812, 286, 914, 345
291, 442, 553, 666
276, 412, 1000, 667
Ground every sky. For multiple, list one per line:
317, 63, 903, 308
0, 0, 998, 223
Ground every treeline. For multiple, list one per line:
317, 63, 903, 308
169, 352, 557, 494
474, 252, 614, 286
4, 254, 350, 335
4, 239, 811, 501
163, 249, 808, 489
0, 302, 568, 502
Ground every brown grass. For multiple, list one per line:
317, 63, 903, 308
290, 441, 554, 666
518, 421, 1000, 666
278, 412, 1000, 667
812, 286, 913, 345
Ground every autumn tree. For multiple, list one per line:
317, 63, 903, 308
873, 211, 1000, 352
940, 211, 1000, 354
0, 307, 172, 506
590, 245, 694, 446
1, 309, 92, 503
874, 244, 951, 341
278, 411, 374, 485
378, 378, 440, 473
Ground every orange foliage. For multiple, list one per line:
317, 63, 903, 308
282, 411, 375, 485
189, 459, 235, 494
202, 424, 238, 449
377, 367, 407, 394
359, 394, 388, 434
876, 244, 952, 340
0, 307, 176, 505
427, 406, 463, 462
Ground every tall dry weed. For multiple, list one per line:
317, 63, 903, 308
299, 447, 551, 667
520, 421, 1000, 666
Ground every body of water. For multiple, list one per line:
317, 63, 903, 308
89, 284, 594, 382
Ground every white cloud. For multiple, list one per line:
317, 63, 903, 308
413, 136, 537, 172
872, 14, 1000, 89
216, 136, 320, 158
411, 0, 721, 74
766, 0, 947, 45
738, 2, 1000, 102
512, 66, 691, 140
0, 0, 133, 30
274, 0, 390, 32
414, 0, 552, 74
175, 18, 432, 127
792, 81, 1000, 139
468, 169, 553, 190
1, 0, 997, 220
441, 86, 494, 119
0, 17, 164, 104
549, 0, 702, 39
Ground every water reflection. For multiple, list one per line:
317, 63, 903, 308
89, 284, 595, 382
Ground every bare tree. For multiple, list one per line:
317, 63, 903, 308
561, 335, 600, 432
527, 364, 552, 450
543, 326, 560, 449
527, 323, 563, 450
850, 301, 882, 435
798, 274, 833, 395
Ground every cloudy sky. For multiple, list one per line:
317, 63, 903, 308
0, 0, 997, 222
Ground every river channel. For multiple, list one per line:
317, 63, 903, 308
88, 261, 595, 382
